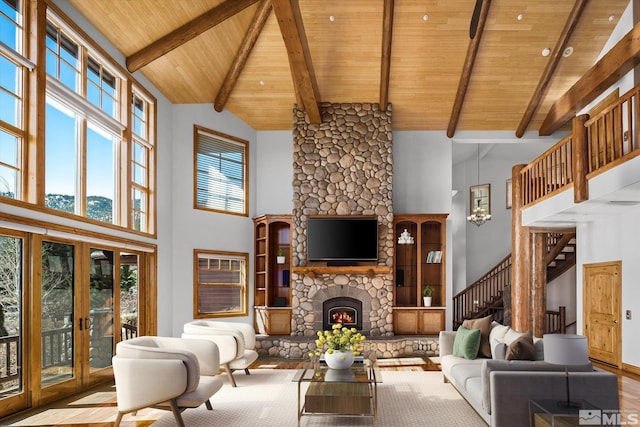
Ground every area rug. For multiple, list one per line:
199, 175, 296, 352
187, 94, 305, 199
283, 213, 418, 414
151, 368, 486, 427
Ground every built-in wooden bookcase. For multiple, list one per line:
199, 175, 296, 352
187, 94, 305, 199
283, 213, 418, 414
253, 215, 292, 335
393, 213, 448, 335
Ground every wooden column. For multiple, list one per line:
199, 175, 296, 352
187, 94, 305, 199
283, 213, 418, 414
573, 114, 590, 203
531, 232, 547, 337
511, 164, 531, 331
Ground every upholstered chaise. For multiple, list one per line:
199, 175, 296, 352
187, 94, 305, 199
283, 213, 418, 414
182, 320, 259, 387
112, 336, 224, 427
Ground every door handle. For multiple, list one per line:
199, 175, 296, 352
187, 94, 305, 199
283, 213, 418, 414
613, 319, 619, 324
85, 317, 91, 330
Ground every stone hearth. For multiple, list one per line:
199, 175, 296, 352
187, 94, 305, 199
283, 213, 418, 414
255, 335, 440, 360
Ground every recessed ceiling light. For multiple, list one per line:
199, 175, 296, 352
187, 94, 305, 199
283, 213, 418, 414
329, 15, 335, 22
609, 15, 615, 22
517, 14, 523, 21
259, 80, 265, 86
423, 14, 429, 21
542, 48, 551, 57
563, 46, 573, 57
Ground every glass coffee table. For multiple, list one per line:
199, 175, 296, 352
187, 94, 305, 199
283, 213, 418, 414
292, 359, 382, 426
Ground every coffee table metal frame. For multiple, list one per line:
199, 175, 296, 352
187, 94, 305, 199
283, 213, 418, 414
292, 360, 381, 426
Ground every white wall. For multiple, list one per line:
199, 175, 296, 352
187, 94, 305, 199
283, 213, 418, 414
170, 105, 257, 335
392, 132, 452, 213
546, 266, 577, 334
255, 131, 294, 216
457, 142, 554, 283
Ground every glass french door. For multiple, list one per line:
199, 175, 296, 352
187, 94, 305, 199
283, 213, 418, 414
0, 230, 28, 417
0, 229, 148, 415
35, 241, 140, 402
37, 238, 80, 403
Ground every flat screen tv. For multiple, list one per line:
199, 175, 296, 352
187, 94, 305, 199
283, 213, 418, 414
307, 216, 378, 262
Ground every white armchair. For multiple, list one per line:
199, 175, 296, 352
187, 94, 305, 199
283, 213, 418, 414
182, 320, 259, 387
112, 336, 224, 427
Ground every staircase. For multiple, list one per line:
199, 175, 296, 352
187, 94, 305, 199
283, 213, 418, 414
452, 232, 576, 330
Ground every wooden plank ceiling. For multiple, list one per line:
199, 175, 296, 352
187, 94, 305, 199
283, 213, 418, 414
70, 0, 629, 133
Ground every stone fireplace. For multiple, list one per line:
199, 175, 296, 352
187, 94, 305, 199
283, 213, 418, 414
290, 103, 394, 337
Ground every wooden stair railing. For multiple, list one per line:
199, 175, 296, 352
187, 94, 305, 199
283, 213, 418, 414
453, 233, 576, 329
453, 254, 511, 329
545, 306, 567, 334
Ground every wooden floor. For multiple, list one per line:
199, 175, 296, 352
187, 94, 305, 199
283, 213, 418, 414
1, 357, 637, 426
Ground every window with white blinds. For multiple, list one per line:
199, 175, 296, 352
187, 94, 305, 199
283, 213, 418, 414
194, 126, 248, 216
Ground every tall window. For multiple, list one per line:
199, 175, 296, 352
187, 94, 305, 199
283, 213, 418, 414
39, 13, 155, 233
0, 0, 30, 200
194, 126, 248, 216
131, 91, 153, 232
194, 250, 248, 318
44, 18, 121, 224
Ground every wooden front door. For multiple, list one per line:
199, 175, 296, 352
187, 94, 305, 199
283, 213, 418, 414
583, 261, 622, 367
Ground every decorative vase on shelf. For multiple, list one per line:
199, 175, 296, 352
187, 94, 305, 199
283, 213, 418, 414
324, 350, 355, 370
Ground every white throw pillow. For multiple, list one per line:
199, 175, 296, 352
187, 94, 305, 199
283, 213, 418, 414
489, 322, 509, 344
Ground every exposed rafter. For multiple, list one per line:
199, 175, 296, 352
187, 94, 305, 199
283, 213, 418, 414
516, 0, 587, 138
447, 0, 491, 138
126, 0, 260, 73
214, 0, 272, 112
379, 0, 394, 111
540, 21, 640, 136
271, 0, 321, 124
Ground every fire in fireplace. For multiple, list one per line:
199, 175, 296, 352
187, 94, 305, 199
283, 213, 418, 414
323, 297, 363, 331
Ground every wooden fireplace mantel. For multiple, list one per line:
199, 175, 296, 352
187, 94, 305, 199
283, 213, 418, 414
291, 266, 392, 278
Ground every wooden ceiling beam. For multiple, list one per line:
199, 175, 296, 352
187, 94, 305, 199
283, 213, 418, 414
214, 0, 272, 112
271, 0, 321, 124
447, 0, 491, 138
379, 0, 394, 111
126, 0, 260, 73
540, 21, 640, 136
515, 0, 587, 138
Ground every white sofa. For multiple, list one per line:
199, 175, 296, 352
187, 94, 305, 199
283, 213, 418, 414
112, 336, 224, 427
182, 320, 259, 387
439, 323, 619, 427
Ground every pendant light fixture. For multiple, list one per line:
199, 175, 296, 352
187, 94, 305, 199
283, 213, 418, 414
467, 144, 491, 226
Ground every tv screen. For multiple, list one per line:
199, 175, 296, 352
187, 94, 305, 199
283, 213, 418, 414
307, 217, 378, 262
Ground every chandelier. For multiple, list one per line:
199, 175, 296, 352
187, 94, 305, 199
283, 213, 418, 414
467, 145, 491, 226
467, 199, 491, 226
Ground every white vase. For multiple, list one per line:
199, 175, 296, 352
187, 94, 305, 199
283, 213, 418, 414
276, 256, 286, 264
423, 296, 432, 307
324, 350, 355, 370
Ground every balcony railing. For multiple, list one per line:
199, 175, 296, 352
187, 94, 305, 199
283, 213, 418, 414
0, 335, 19, 385
521, 134, 574, 206
585, 84, 640, 175
521, 83, 640, 207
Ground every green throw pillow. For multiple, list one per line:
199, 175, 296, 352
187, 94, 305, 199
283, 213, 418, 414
453, 326, 481, 360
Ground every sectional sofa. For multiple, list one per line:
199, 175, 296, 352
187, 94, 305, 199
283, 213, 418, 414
439, 321, 620, 427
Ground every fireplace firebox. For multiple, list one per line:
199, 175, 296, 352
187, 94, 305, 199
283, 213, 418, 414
323, 297, 363, 331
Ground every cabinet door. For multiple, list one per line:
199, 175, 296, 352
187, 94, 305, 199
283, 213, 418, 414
265, 309, 291, 335
393, 310, 419, 334
419, 310, 445, 334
